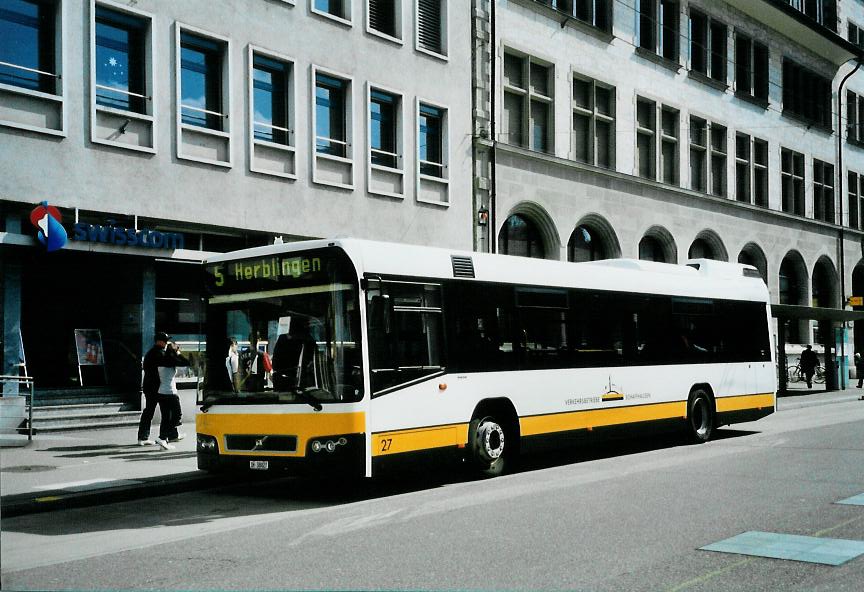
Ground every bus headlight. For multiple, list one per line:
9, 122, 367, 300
197, 434, 217, 452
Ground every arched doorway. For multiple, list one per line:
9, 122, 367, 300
688, 230, 728, 261
567, 214, 620, 263
638, 225, 677, 263
498, 213, 546, 259
738, 242, 768, 284
779, 251, 808, 344
811, 256, 839, 347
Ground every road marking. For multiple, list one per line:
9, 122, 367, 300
836, 493, 864, 507
33, 478, 142, 492
665, 557, 754, 592
700, 531, 864, 566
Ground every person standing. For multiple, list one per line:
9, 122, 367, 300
226, 338, 240, 392
856, 352, 863, 389
155, 339, 190, 450
799, 344, 818, 389
137, 331, 172, 446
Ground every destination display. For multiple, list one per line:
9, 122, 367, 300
205, 247, 354, 295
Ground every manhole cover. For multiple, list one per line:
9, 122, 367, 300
1, 465, 57, 473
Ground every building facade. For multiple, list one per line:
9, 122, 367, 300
472, 0, 864, 373
0, 0, 471, 399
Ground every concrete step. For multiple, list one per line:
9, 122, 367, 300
27, 403, 141, 433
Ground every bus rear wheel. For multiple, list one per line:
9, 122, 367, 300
468, 415, 509, 477
687, 389, 714, 443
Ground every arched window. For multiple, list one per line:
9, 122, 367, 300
568, 225, 607, 262
498, 214, 545, 259
688, 238, 714, 260
779, 253, 807, 344
638, 235, 665, 262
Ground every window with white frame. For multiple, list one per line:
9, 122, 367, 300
785, 0, 837, 31
417, 0, 445, 56
781, 147, 805, 216
571, 75, 615, 169
847, 90, 864, 146
369, 88, 400, 168
735, 134, 768, 207
782, 58, 832, 130
734, 32, 769, 103
850, 22, 864, 48
94, 5, 148, 114
813, 159, 835, 223
369, 0, 399, 39
315, 71, 350, 157
539, 1, 612, 33
252, 52, 292, 145
688, 116, 726, 196
638, 0, 679, 62
0, 0, 59, 94
179, 31, 227, 131
660, 106, 679, 185
849, 171, 863, 229
313, 0, 351, 22
418, 102, 446, 178
503, 51, 553, 153
689, 9, 727, 84
636, 97, 656, 180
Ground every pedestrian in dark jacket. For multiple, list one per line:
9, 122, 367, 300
855, 352, 863, 388
800, 345, 818, 389
137, 332, 173, 446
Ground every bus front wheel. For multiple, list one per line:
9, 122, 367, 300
686, 389, 715, 443
468, 415, 509, 477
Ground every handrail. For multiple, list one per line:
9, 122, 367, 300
371, 147, 399, 158
316, 135, 348, 146
0, 60, 60, 79
95, 83, 150, 100
180, 104, 228, 118
0, 374, 35, 441
254, 120, 292, 133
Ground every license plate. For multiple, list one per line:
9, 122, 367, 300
249, 460, 269, 470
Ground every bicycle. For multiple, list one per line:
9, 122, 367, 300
787, 363, 825, 385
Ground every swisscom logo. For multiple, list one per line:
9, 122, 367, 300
30, 201, 68, 252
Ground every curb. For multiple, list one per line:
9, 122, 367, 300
0, 471, 235, 518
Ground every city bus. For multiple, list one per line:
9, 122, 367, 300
196, 238, 776, 478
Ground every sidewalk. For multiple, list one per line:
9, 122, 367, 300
0, 390, 225, 517
2, 386, 862, 517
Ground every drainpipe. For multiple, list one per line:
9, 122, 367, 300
836, 58, 863, 388
489, 0, 497, 254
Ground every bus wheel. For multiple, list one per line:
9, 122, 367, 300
469, 415, 509, 477
687, 389, 714, 443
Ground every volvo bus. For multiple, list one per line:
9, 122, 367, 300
196, 238, 776, 478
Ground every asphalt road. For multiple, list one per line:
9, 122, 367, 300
2, 400, 863, 591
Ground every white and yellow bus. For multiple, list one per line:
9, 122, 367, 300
196, 238, 776, 477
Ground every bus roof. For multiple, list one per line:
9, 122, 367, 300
205, 238, 770, 303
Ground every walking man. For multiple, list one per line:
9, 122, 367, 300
800, 344, 818, 389
137, 331, 172, 446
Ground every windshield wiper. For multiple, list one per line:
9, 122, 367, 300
200, 393, 236, 412
294, 388, 323, 412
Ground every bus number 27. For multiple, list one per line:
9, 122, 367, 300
380, 438, 393, 452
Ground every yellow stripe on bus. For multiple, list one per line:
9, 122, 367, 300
714, 392, 774, 412
520, 401, 687, 436
196, 412, 365, 457
373, 424, 470, 457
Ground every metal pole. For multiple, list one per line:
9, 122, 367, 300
837, 58, 863, 389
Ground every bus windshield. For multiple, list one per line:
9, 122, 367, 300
202, 247, 363, 405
